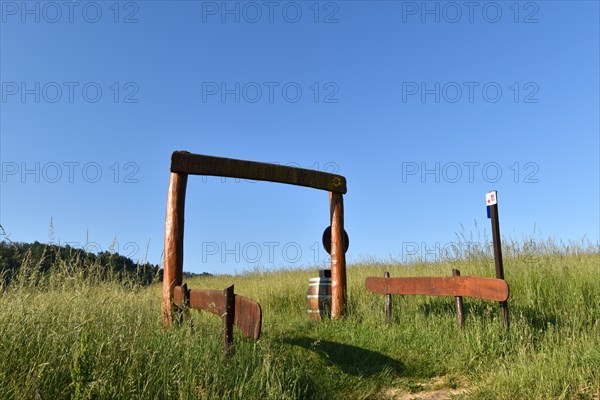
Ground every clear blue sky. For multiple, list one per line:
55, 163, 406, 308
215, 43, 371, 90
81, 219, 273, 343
1, 1, 598, 275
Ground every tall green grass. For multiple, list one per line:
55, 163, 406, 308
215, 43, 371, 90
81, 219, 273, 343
1, 240, 598, 399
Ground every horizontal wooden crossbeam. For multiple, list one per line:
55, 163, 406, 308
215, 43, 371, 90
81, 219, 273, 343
173, 285, 262, 340
170, 151, 347, 194
365, 276, 509, 302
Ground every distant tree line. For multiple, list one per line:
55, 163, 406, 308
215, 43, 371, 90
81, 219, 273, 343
0, 240, 212, 288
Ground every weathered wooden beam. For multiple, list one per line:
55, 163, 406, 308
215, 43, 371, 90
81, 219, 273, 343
162, 172, 188, 324
170, 151, 347, 194
329, 192, 347, 319
365, 275, 509, 302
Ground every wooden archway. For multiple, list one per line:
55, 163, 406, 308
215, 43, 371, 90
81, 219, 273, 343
162, 151, 348, 324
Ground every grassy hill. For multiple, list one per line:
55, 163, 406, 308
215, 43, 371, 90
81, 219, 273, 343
0, 241, 598, 399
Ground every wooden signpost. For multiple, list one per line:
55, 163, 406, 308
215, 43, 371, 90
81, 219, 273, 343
487, 190, 509, 327
162, 151, 349, 327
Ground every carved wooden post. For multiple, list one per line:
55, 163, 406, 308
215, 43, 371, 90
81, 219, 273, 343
329, 192, 346, 319
162, 172, 188, 324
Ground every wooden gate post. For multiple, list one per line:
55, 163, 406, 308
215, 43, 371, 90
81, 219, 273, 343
162, 172, 188, 324
329, 192, 347, 319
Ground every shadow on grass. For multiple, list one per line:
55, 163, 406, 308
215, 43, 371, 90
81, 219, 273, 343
416, 299, 559, 331
283, 337, 404, 376
511, 305, 558, 330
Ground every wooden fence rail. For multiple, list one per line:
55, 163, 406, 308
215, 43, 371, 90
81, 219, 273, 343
365, 270, 509, 328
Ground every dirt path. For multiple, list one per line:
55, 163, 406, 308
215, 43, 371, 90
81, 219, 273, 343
379, 377, 468, 400
380, 387, 467, 400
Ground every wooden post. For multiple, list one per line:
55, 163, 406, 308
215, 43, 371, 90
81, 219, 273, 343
452, 269, 465, 329
162, 172, 188, 325
222, 285, 235, 357
176, 283, 191, 325
384, 272, 392, 324
329, 192, 347, 319
181, 283, 190, 306
488, 191, 509, 328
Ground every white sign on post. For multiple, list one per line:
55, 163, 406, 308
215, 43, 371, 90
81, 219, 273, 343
486, 190, 498, 206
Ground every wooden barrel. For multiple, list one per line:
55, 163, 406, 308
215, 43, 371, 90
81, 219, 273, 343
307, 277, 331, 320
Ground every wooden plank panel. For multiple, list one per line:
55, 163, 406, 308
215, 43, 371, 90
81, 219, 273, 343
234, 295, 262, 340
174, 287, 226, 316
189, 289, 226, 316
170, 151, 347, 194
365, 276, 509, 302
